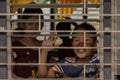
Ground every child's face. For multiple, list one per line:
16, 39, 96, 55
23, 16, 40, 36
72, 29, 96, 60
23, 16, 39, 30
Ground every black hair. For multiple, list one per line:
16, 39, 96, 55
74, 22, 97, 41
55, 19, 78, 60
15, 27, 24, 35
20, 8, 44, 28
56, 17, 78, 35
22, 8, 43, 19
56, 22, 71, 31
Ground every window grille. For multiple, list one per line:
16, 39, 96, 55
0, 0, 120, 80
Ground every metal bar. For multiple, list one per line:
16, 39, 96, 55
10, 3, 100, 8
1, 13, 120, 16
1, 46, 120, 49
9, 19, 100, 22
6, 0, 12, 79
0, 62, 120, 66
1, 30, 120, 32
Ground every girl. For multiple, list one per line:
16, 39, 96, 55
39, 22, 99, 78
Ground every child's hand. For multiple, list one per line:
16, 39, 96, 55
54, 71, 70, 78
41, 35, 57, 52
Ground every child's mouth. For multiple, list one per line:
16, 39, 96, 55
77, 49, 86, 53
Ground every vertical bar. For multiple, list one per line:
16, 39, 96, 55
83, 64, 86, 80
83, 0, 88, 20
114, 0, 118, 77
6, 0, 12, 79
111, 0, 117, 79
84, 31, 86, 47
116, 0, 120, 77
99, 0, 104, 79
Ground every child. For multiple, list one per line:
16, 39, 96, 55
47, 18, 77, 62
12, 8, 43, 78
38, 22, 99, 78
55, 20, 77, 60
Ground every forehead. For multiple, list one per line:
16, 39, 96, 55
23, 16, 39, 24
73, 29, 93, 37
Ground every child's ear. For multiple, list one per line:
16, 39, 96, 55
94, 40, 98, 47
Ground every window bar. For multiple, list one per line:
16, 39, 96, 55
83, 0, 87, 21
113, 0, 118, 79
3, 0, 119, 79
7, 0, 12, 79
83, 0, 86, 80
111, 0, 117, 79
83, 64, 86, 80
99, 0, 104, 79
84, 31, 86, 48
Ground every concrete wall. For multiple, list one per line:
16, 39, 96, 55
0, 0, 8, 79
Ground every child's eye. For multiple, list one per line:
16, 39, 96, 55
86, 39, 90, 41
73, 38, 79, 41
86, 38, 93, 43
28, 23, 34, 25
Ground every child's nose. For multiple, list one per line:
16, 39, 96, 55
78, 40, 84, 47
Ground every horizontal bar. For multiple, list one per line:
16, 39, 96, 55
1, 46, 120, 49
0, 13, 120, 16
0, 63, 120, 66
0, 78, 101, 80
11, 34, 98, 37
10, 3, 100, 8
1, 30, 120, 33
9, 19, 100, 22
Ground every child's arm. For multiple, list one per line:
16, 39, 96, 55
38, 36, 57, 78
47, 68, 70, 78
38, 50, 49, 78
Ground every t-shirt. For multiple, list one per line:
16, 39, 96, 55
12, 41, 38, 78
51, 54, 99, 78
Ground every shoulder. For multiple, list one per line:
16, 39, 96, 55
89, 54, 99, 63
50, 57, 76, 72
59, 57, 76, 63
12, 40, 24, 46
65, 57, 76, 63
